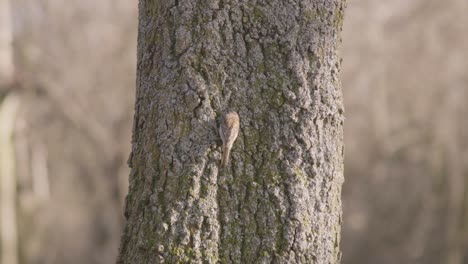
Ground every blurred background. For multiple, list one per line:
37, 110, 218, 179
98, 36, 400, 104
0, 0, 467, 263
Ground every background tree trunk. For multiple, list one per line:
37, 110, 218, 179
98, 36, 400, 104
0, 95, 20, 264
118, 0, 345, 263
0, 0, 18, 263
0, 0, 14, 89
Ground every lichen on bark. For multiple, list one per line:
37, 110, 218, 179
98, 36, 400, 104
118, 0, 346, 263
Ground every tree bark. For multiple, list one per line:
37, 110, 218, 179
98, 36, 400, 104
118, 0, 345, 263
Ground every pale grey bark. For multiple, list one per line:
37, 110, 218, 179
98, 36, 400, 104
118, 0, 345, 263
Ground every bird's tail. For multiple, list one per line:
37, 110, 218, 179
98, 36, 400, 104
221, 146, 231, 168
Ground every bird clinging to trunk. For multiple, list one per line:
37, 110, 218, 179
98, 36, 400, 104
219, 111, 240, 168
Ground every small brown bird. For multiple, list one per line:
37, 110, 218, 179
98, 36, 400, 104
219, 111, 240, 168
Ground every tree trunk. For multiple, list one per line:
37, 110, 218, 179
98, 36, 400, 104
118, 0, 345, 263
0, 0, 14, 88
0, 95, 20, 264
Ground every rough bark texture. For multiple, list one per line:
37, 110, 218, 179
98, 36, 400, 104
118, 0, 345, 263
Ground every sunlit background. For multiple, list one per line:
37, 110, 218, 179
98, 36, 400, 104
1, 0, 467, 263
